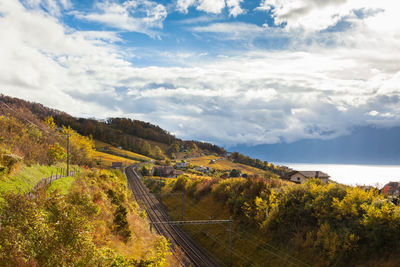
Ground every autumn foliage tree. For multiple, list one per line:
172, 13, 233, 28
61, 126, 94, 166
47, 143, 66, 165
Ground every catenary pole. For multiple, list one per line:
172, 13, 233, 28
66, 134, 70, 176
229, 216, 233, 267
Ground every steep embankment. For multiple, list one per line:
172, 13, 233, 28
0, 168, 174, 266
0, 99, 176, 266
146, 175, 400, 266
0, 163, 76, 197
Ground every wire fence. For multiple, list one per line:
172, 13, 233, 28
27, 167, 80, 196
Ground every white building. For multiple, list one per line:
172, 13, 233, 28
285, 171, 330, 184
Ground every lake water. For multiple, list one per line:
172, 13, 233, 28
277, 163, 400, 188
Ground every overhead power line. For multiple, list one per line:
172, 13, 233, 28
0, 99, 54, 135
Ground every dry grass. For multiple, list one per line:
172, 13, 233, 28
92, 151, 137, 168
189, 155, 266, 176
94, 140, 153, 161
73, 169, 177, 265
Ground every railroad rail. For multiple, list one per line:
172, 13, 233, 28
125, 165, 220, 267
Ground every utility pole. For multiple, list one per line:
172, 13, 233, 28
66, 134, 70, 176
229, 216, 233, 267
181, 192, 184, 220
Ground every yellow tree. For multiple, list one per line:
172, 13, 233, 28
61, 126, 94, 165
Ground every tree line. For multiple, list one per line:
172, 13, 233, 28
0, 95, 227, 158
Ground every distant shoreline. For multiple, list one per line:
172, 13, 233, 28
275, 163, 400, 187
275, 162, 400, 167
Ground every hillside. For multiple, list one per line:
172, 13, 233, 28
3, 94, 400, 266
0, 95, 226, 160
0, 99, 175, 265
144, 174, 400, 266
1, 94, 288, 178
94, 140, 153, 162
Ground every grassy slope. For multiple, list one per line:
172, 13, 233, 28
94, 140, 153, 161
93, 150, 138, 168
0, 162, 79, 195
73, 169, 172, 263
47, 169, 178, 264
0, 167, 176, 265
189, 155, 267, 176
47, 176, 76, 195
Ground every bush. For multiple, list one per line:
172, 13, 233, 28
107, 189, 131, 241
0, 192, 99, 266
229, 169, 241, 178
140, 166, 149, 176
0, 151, 22, 175
172, 176, 190, 192
162, 175, 400, 265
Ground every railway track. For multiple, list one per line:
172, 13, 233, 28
125, 165, 220, 267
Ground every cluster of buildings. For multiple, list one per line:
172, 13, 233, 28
149, 158, 333, 185
282, 170, 330, 184
193, 166, 213, 173
151, 166, 176, 177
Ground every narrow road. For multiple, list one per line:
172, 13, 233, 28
125, 165, 220, 267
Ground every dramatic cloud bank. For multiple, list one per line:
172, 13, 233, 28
1, 0, 400, 146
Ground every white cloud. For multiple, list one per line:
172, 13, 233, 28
177, 14, 219, 24
21, 0, 72, 16
258, 0, 398, 31
226, 0, 244, 17
176, 0, 195, 14
197, 0, 225, 14
73, 0, 167, 37
0, 0, 128, 116
176, 0, 244, 16
1, 0, 400, 146
192, 22, 266, 40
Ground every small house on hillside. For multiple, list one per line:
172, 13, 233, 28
383, 182, 400, 197
151, 166, 175, 177
194, 166, 212, 173
112, 162, 123, 169
180, 145, 187, 152
209, 159, 217, 164
284, 171, 330, 184
176, 161, 188, 168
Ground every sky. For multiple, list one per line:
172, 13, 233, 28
1, 0, 400, 147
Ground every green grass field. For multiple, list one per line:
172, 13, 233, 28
0, 163, 80, 205
0, 163, 76, 195
47, 176, 76, 195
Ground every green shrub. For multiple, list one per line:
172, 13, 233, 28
107, 189, 131, 242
